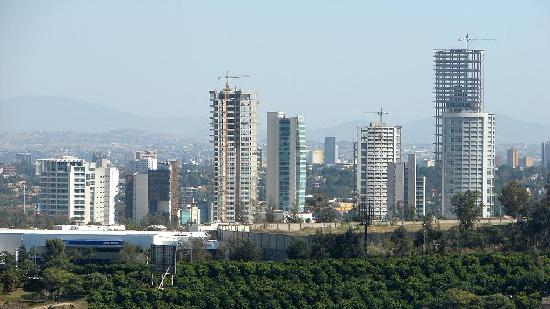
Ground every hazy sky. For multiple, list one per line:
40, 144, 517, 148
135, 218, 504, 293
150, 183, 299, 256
1, 0, 549, 129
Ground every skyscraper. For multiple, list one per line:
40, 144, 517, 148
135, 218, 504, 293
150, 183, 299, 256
37, 157, 90, 223
89, 159, 119, 225
324, 137, 338, 164
434, 49, 495, 218
507, 147, 520, 168
209, 82, 258, 223
266, 112, 307, 212
356, 121, 401, 220
387, 154, 426, 219
127, 150, 158, 174
125, 161, 178, 223
37, 156, 119, 224
542, 140, 550, 169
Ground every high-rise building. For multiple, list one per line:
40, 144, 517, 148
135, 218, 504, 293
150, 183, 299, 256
434, 49, 495, 218
507, 147, 519, 168
37, 157, 90, 223
88, 159, 119, 225
16, 153, 32, 165
266, 112, 307, 212
310, 149, 324, 165
127, 150, 158, 174
37, 157, 120, 225
542, 140, 550, 169
324, 137, 338, 164
522, 156, 534, 168
209, 82, 258, 223
387, 154, 426, 219
355, 121, 402, 220
125, 161, 178, 223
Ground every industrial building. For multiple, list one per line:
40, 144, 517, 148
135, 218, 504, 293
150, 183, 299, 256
0, 226, 216, 263
266, 112, 307, 212
355, 117, 402, 220
209, 79, 258, 223
434, 49, 495, 218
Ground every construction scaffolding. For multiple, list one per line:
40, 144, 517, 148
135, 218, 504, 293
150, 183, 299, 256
209, 81, 258, 223
433, 49, 484, 173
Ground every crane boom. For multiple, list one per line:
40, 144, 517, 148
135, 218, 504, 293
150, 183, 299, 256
364, 107, 389, 124
217, 70, 251, 89
458, 33, 497, 49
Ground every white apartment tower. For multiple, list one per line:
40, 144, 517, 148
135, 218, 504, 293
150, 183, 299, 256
37, 157, 90, 223
37, 157, 119, 225
434, 49, 496, 218
356, 121, 401, 221
89, 159, 120, 225
266, 112, 307, 212
209, 82, 258, 223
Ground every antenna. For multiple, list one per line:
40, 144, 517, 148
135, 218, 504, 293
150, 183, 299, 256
217, 70, 251, 89
458, 33, 497, 50
363, 107, 389, 124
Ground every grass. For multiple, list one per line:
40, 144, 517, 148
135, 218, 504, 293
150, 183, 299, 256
0, 289, 88, 309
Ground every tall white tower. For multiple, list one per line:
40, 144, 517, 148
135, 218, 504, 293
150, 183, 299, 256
209, 82, 258, 223
434, 49, 495, 217
356, 120, 401, 221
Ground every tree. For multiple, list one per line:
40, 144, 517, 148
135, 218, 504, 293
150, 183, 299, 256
414, 215, 443, 253
42, 267, 72, 299
229, 238, 261, 261
119, 243, 146, 264
451, 191, 482, 232
499, 180, 531, 219
265, 204, 276, 223
288, 202, 303, 223
444, 288, 482, 309
307, 193, 338, 223
45, 238, 66, 261
234, 200, 246, 224
287, 237, 310, 259
181, 238, 211, 261
390, 226, 411, 256
1, 269, 20, 293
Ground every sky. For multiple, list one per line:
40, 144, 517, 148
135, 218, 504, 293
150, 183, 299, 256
1, 0, 549, 129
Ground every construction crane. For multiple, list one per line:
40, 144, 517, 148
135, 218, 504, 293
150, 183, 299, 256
458, 33, 497, 50
217, 70, 251, 89
364, 107, 389, 124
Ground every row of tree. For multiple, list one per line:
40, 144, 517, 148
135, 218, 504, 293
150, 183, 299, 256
85, 252, 549, 308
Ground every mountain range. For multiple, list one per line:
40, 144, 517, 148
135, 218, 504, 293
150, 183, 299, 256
1, 96, 548, 144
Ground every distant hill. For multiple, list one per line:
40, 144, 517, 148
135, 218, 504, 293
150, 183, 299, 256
0, 96, 210, 140
309, 115, 550, 144
1, 96, 548, 144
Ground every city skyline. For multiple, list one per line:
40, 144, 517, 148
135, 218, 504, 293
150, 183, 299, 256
1, 1, 550, 130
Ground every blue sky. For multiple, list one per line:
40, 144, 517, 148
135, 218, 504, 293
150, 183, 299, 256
1, 0, 549, 129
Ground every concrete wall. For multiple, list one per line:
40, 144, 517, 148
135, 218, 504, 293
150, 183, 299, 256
218, 229, 417, 260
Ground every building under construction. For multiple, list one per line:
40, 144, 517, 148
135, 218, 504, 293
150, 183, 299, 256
209, 83, 258, 223
355, 119, 402, 221
433, 49, 495, 217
